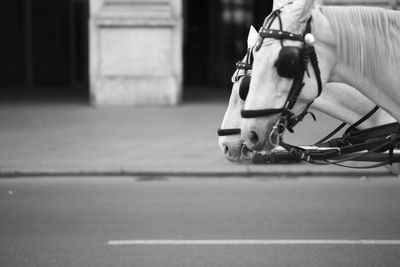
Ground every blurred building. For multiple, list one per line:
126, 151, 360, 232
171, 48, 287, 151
324, 0, 400, 8
0, 0, 398, 106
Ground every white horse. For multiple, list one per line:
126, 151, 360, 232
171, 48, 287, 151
241, 0, 400, 153
219, 26, 395, 163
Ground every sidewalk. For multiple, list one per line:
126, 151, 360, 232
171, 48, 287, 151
0, 97, 392, 177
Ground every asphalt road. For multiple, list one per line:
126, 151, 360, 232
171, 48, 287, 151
1, 177, 400, 267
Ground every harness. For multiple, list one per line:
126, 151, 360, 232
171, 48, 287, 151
254, 122, 400, 168
217, 5, 400, 168
240, 8, 322, 135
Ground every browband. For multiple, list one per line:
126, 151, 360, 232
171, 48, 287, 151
259, 29, 304, 41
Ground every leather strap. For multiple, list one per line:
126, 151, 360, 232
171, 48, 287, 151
241, 108, 284, 118
259, 28, 304, 41
236, 61, 252, 70
314, 122, 347, 145
344, 105, 380, 136
217, 128, 241, 136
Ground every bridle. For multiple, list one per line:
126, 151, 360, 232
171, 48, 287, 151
240, 6, 323, 143
217, 48, 253, 137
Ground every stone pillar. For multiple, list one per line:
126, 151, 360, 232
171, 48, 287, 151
90, 0, 182, 106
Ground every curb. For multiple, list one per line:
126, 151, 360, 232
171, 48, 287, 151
0, 170, 395, 178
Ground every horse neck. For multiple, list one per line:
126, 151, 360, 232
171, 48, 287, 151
311, 83, 395, 129
330, 65, 400, 123
312, 7, 400, 122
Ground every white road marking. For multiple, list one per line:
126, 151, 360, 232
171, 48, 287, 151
108, 240, 400, 246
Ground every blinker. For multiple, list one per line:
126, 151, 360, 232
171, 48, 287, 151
239, 75, 251, 101
275, 46, 303, 78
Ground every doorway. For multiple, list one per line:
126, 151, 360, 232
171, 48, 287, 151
0, 0, 89, 100
183, 0, 272, 100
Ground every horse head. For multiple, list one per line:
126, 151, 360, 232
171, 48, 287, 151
218, 26, 258, 162
240, 0, 335, 151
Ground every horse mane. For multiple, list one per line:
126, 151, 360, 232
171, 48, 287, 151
317, 6, 400, 88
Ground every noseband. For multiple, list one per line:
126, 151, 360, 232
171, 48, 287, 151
241, 7, 323, 134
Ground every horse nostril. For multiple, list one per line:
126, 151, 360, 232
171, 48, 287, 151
249, 131, 259, 144
223, 144, 229, 155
